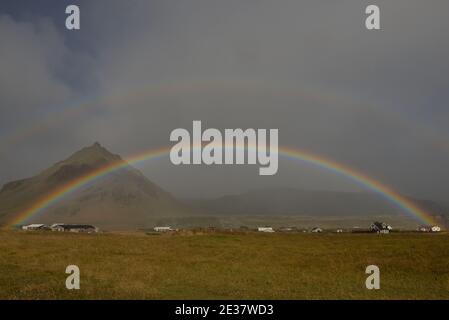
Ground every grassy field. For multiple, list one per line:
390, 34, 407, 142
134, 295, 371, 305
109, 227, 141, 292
0, 230, 448, 299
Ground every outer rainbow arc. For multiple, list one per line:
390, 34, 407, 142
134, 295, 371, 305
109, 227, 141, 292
6, 145, 438, 228
7, 80, 449, 158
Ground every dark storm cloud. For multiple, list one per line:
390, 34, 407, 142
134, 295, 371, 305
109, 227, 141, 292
0, 0, 448, 200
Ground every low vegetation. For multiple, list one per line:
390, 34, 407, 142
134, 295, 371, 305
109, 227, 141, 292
0, 230, 448, 299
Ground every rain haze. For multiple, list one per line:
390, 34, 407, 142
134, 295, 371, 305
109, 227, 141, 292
1, 0, 449, 201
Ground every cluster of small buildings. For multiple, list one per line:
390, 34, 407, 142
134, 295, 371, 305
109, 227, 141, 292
256, 222, 443, 234
22, 222, 442, 234
367, 222, 442, 234
417, 225, 441, 233
22, 223, 98, 233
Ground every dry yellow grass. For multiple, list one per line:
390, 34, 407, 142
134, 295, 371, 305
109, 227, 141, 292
0, 230, 448, 299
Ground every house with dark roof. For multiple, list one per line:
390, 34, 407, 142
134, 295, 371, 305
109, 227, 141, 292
51, 223, 98, 233
369, 221, 392, 234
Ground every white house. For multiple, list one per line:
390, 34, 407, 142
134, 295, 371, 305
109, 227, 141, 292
257, 227, 275, 233
50, 223, 65, 232
22, 224, 47, 231
311, 227, 323, 233
418, 225, 441, 232
154, 226, 174, 232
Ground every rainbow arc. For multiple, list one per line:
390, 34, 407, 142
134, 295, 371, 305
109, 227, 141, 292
7, 145, 438, 227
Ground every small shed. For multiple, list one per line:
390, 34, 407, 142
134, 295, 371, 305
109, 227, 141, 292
154, 226, 174, 232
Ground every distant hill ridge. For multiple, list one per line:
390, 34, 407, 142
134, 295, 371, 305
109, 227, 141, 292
185, 187, 449, 225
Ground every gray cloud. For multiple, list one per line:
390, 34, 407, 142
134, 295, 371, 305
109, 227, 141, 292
1, 0, 449, 200
0, 15, 72, 120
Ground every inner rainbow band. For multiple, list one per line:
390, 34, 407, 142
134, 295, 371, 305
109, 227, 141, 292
6, 145, 438, 227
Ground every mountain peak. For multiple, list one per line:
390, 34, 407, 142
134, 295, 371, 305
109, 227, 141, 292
0, 143, 185, 229
64, 142, 121, 166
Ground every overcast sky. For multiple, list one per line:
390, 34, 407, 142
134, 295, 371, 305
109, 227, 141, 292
1, 0, 448, 200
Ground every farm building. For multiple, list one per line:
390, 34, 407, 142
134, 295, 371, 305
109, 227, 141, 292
22, 224, 48, 231
154, 226, 174, 232
51, 223, 98, 233
370, 221, 392, 234
417, 225, 441, 232
417, 225, 430, 232
311, 227, 323, 233
257, 227, 275, 233
50, 223, 65, 231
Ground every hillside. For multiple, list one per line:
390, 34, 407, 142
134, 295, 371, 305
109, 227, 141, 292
0, 143, 187, 229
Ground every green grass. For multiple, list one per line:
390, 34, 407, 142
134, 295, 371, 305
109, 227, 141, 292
0, 230, 448, 299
